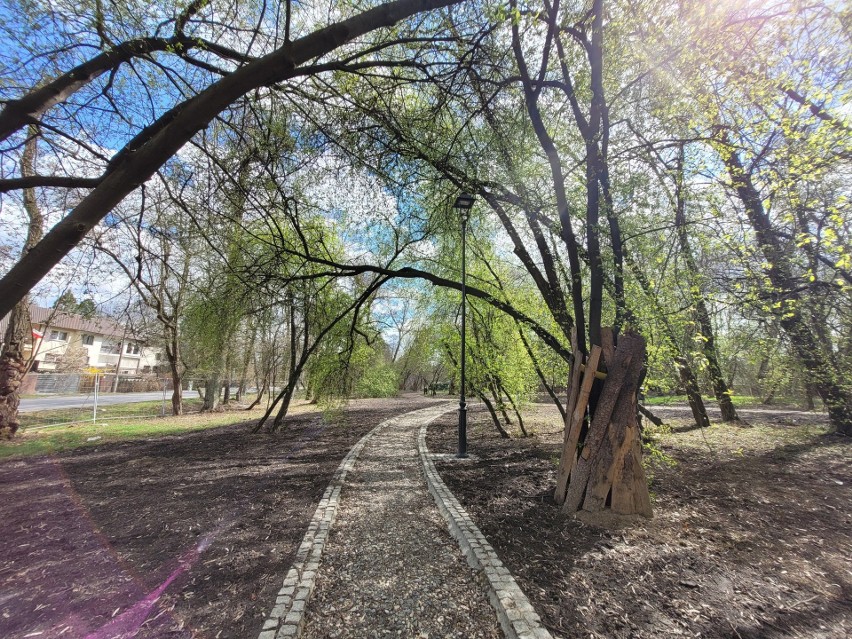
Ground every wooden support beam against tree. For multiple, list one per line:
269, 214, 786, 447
558, 330, 652, 518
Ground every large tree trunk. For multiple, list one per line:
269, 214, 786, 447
0, 303, 29, 439
202, 374, 221, 411
555, 331, 652, 518
0, 126, 43, 438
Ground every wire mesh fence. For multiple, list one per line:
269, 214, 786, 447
18, 373, 209, 430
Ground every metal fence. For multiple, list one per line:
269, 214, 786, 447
18, 373, 208, 430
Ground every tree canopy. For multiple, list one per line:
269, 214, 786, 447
1, 1, 849, 488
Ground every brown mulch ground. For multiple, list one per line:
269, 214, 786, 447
428, 402, 852, 639
0, 395, 443, 639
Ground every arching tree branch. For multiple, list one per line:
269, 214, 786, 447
0, 0, 463, 318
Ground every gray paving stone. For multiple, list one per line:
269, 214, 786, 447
259, 402, 552, 639
417, 421, 554, 639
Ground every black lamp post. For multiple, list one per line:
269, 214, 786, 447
454, 192, 475, 458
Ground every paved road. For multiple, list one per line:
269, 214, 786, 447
19, 392, 170, 413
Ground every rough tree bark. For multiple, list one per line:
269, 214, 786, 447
555, 331, 652, 517
0, 126, 43, 438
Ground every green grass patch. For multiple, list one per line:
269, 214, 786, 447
2, 400, 268, 461
18, 398, 208, 429
661, 418, 836, 459
644, 394, 814, 409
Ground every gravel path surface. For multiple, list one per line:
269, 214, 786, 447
301, 405, 503, 639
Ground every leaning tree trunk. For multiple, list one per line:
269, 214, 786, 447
624, 253, 710, 430
554, 330, 652, 518
270, 297, 304, 430
0, 0, 469, 321
499, 380, 528, 437
478, 389, 510, 439
489, 380, 513, 426
673, 144, 738, 422
676, 357, 711, 430
255, 297, 310, 433
246, 378, 267, 410
0, 125, 43, 438
720, 140, 852, 436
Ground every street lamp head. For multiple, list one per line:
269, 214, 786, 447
453, 193, 476, 210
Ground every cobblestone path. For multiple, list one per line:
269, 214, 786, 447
299, 403, 502, 639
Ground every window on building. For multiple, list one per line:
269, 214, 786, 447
100, 341, 121, 355
125, 342, 140, 355
49, 330, 68, 341
81, 334, 94, 345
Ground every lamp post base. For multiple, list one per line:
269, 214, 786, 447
457, 400, 468, 458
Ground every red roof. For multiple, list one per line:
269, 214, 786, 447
0, 304, 132, 339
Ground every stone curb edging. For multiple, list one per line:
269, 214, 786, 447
417, 424, 555, 639
258, 403, 455, 639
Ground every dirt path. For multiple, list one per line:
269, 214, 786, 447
300, 403, 502, 639
0, 395, 445, 639
428, 403, 851, 639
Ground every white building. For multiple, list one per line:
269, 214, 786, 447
0, 304, 161, 374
